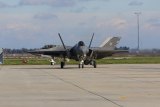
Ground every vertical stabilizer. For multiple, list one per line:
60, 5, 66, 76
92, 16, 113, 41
100, 37, 121, 49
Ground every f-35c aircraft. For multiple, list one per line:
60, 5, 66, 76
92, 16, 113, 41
29, 33, 127, 68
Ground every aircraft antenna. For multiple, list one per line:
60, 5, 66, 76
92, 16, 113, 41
89, 33, 94, 48
58, 33, 67, 50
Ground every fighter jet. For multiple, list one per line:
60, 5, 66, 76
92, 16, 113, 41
29, 33, 128, 68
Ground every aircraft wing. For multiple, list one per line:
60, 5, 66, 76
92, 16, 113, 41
92, 47, 128, 59
28, 46, 71, 57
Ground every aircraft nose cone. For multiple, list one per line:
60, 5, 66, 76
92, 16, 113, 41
80, 46, 89, 57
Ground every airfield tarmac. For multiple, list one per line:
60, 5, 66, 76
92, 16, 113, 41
0, 64, 160, 107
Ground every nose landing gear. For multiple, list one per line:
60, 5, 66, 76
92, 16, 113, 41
79, 60, 84, 68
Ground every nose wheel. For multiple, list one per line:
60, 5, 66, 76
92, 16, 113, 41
79, 60, 84, 68
79, 64, 84, 68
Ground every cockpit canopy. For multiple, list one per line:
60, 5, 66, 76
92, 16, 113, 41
41, 45, 56, 49
78, 41, 85, 46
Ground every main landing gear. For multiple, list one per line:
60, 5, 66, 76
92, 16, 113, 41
60, 61, 65, 68
79, 60, 97, 68
92, 60, 97, 68
60, 59, 97, 69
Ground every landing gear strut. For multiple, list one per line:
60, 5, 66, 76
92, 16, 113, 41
90, 60, 97, 68
93, 60, 97, 68
79, 60, 84, 68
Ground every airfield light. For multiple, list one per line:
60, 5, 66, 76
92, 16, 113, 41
135, 12, 141, 53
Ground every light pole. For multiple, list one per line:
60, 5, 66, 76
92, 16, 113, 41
135, 12, 141, 52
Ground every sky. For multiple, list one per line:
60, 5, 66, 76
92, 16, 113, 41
0, 0, 160, 49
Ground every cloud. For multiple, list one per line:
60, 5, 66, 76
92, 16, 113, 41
79, 0, 109, 2
110, 18, 128, 29
0, 2, 8, 8
145, 18, 160, 29
95, 18, 128, 32
72, 7, 87, 13
0, 1, 9, 8
34, 13, 58, 20
19, 0, 75, 7
0, 23, 38, 31
0, 1, 19, 8
129, 1, 143, 6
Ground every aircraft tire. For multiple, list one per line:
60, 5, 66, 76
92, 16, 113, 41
93, 61, 97, 68
78, 64, 84, 68
61, 62, 65, 68
82, 64, 84, 68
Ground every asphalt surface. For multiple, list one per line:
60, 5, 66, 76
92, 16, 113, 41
0, 64, 160, 107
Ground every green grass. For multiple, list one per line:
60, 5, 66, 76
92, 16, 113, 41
4, 58, 50, 65
3, 56, 160, 65
97, 57, 160, 64
3, 58, 79, 65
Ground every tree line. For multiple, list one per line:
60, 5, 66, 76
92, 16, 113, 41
3, 48, 36, 54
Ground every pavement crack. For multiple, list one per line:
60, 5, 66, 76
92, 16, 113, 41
45, 72, 123, 107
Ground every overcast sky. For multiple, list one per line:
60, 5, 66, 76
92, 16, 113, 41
0, 0, 160, 49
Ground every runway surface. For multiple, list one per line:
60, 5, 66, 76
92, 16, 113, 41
0, 64, 160, 107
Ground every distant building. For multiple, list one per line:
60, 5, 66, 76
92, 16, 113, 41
0, 48, 3, 64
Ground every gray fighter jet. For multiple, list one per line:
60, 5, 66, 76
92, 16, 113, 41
29, 33, 128, 68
